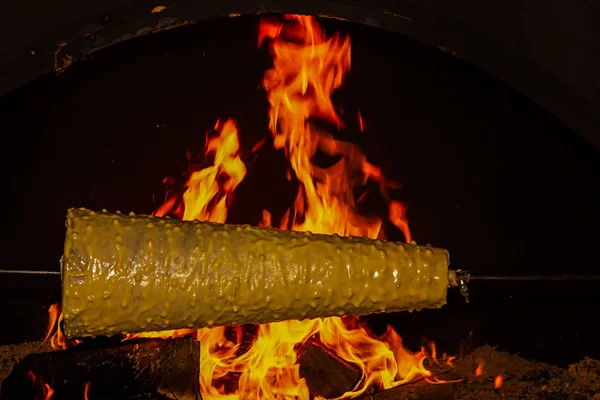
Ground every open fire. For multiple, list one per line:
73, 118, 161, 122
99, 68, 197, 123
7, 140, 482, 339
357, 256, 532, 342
44, 14, 445, 399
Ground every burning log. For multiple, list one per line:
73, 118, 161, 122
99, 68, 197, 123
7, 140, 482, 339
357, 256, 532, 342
0, 337, 201, 400
298, 344, 361, 398
62, 208, 449, 338
155, 338, 201, 400
5, 339, 599, 399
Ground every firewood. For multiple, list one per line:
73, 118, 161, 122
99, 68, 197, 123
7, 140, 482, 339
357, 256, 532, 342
298, 344, 361, 398
156, 338, 201, 400
356, 372, 458, 400
0, 336, 200, 400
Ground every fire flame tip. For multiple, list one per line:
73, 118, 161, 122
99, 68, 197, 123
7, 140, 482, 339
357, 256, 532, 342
43, 303, 71, 351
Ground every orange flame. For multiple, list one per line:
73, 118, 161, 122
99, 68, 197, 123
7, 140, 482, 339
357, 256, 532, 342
44, 384, 54, 400
28, 370, 54, 400
197, 320, 321, 400
494, 374, 503, 389
43, 304, 64, 350
259, 15, 410, 241
319, 319, 433, 397
444, 354, 457, 367
154, 118, 246, 222
43, 303, 81, 350
258, 209, 272, 228
84, 381, 91, 400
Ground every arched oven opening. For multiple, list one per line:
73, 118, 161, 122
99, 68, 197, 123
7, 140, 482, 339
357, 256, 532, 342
0, 12, 599, 400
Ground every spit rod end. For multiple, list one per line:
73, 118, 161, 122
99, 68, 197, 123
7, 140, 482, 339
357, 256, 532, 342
448, 269, 470, 303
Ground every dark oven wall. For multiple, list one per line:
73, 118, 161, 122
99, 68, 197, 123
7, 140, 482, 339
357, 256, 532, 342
1, 0, 599, 151
0, 11, 599, 365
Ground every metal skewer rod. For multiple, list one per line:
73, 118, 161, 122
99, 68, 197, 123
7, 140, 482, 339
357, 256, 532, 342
448, 270, 600, 285
447, 269, 600, 303
469, 274, 600, 282
0, 269, 60, 275
1, 268, 599, 281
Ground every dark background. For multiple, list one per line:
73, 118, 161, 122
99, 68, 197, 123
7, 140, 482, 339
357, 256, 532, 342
0, 15, 598, 367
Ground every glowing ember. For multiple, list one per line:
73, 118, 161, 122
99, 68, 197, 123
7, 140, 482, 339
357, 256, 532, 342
475, 364, 484, 376
494, 374, 503, 389
124, 328, 195, 341
357, 111, 364, 133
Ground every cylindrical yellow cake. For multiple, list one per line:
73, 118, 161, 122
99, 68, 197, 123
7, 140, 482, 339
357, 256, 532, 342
61, 208, 450, 338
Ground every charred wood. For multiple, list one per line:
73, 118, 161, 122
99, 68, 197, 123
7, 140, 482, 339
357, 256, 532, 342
298, 344, 361, 398
0, 337, 201, 400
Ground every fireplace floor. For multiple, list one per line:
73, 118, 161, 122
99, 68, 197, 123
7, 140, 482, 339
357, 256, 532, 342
1, 338, 599, 399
